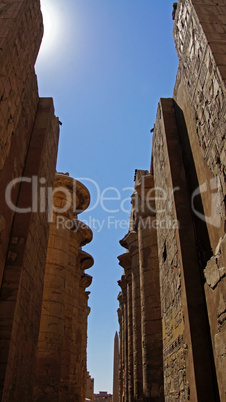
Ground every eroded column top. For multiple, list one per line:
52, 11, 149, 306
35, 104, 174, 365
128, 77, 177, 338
54, 172, 90, 215
80, 273, 93, 290
78, 250, 94, 270
118, 274, 127, 295
118, 253, 131, 268
132, 174, 156, 224
71, 220, 93, 247
120, 231, 138, 256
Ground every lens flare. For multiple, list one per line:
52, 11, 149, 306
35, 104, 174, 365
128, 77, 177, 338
39, 0, 60, 55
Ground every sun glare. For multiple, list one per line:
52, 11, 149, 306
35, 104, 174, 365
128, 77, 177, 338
39, 0, 60, 55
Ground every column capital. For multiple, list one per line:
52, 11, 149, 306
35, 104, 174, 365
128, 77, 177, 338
118, 253, 132, 283
80, 273, 92, 290
131, 174, 156, 223
118, 275, 127, 298
85, 291, 91, 301
117, 292, 123, 305
78, 250, 94, 270
72, 220, 93, 247
117, 253, 131, 270
86, 306, 91, 316
117, 307, 122, 317
134, 173, 154, 194
55, 173, 90, 214
120, 231, 138, 256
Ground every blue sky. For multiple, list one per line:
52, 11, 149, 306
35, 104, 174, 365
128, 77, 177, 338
35, 0, 178, 393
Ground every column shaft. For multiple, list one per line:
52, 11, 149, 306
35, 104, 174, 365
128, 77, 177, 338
138, 219, 163, 401
59, 231, 80, 401
127, 276, 133, 402
131, 251, 143, 401
34, 220, 70, 400
117, 304, 123, 402
123, 300, 128, 402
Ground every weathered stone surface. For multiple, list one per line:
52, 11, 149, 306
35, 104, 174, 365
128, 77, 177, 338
0, 12, 57, 399
204, 234, 226, 401
134, 174, 164, 401
34, 174, 93, 401
120, 231, 143, 402
0, 98, 59, 401
86, 371, 94, 402
172, 1, 226, 399
0, 0, 44, 288
118, 275, 128, 402
117, 173, 164, 402
0, 0, 43, 171
118, 253, 134, 402
173, 0, 226, 250
116, 4, 225, 400
205, 257, 221, 288
153, 98, 220, 401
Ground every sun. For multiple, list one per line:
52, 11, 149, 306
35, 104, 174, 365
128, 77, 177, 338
39, 0, 60, 55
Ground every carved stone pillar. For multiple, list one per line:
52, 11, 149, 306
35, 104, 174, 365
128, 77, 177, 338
117, 301, 123, 402
118, 275, 128, 402
120, 232, 143, 402
60, 228, 93, 401
34, 173, 93, 401
79, 275, 92, 402
59, 229, 80, 400
134, 173, 164, 401
118, 253, 133, 402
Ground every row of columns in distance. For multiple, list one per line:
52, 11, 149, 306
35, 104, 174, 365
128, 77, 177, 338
117, 172, 164, 402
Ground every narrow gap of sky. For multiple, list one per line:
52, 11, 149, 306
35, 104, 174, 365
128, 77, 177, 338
35, 0, 178, 393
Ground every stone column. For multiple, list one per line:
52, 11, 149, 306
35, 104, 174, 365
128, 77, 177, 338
79, 249, 94, 402
121, 232, 143, 402
34, 173, 92, 401
118, 253, 133, 402
117, 302, 123, 402
79, 275, 92, 402
134, 173, 163, 401
60, 227, 93, 401
73, 247, 93, 402
118, 275, 128, 402
34, 178, 71, 400
59, 230, 80, 400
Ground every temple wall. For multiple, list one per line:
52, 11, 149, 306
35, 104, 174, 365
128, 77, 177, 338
0, 0, 43, 286
152, 98, 219, 401
173, 1, 226, 399
173, 0, 225, 248
0, 97, 59, 399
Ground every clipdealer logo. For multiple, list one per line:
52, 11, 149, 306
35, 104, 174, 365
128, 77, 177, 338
4, 176, 222, 231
